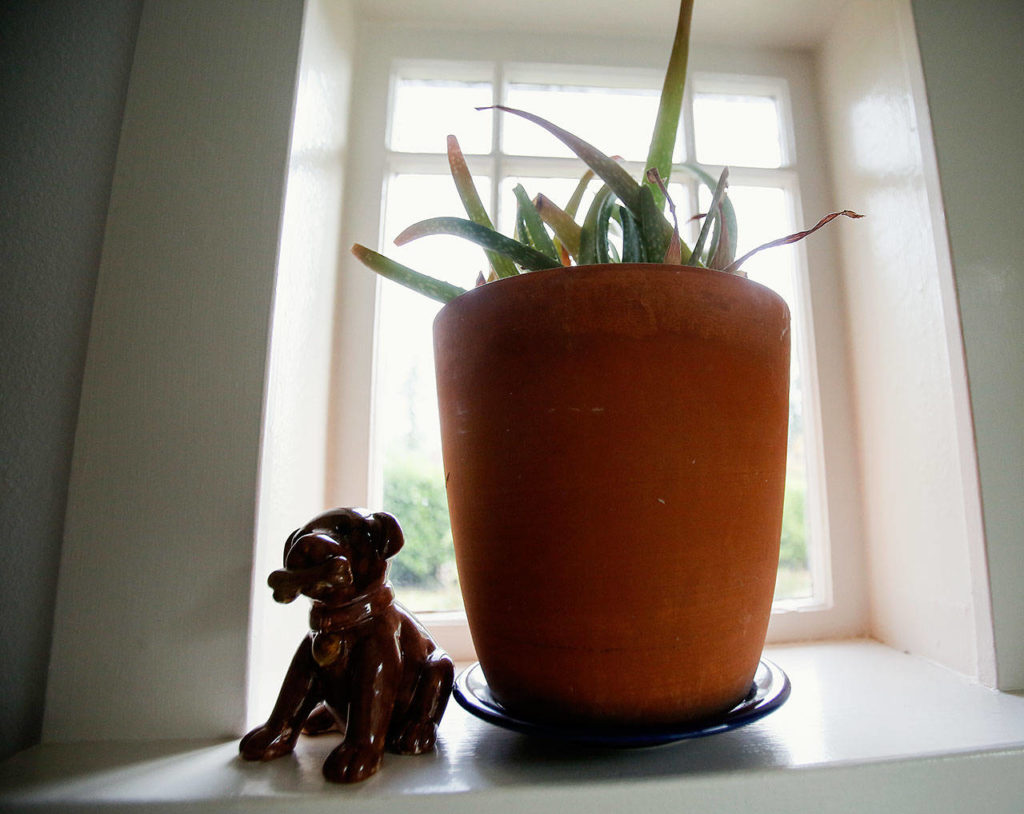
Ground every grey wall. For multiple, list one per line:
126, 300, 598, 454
0, 0, 142, 760
911, 0, 1024, 689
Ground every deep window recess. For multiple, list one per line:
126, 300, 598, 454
371, 61, 827, 616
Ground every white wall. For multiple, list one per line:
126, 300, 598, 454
248, 0, 358, 727
910, 0, 1024, 692
43, 0, 306, 741
818, 0, 992, 681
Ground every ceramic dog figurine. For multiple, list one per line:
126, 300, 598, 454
240, 508, 454, 783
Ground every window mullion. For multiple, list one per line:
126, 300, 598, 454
388, 152, 465, 176
491, 61, 504, 223
682, 76, 700, 221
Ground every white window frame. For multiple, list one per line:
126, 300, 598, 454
332, 23, 869, 659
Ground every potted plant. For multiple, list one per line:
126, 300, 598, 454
352, 0, 858, 728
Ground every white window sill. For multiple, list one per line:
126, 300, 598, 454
4, 640, 1024, 813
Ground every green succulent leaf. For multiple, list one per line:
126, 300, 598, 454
446, 134, 491, 228
535, 194, 582, 261
679, 162, 738, 268
513, 184, 559, 261
447, 134, 517, 279
394, 216, 561, 272
485, 106, 680, 255
637, 184, 671, 264
708, 202, 733, 270
513, 206, 528, 247
688, 167, 729, 266
351, 244, 466, 303
619, 206, 647, 263
565, 169, 595, 218
578, 184, 618, 265
485, 105, 642, 214
645, 168, 684, 264
644, 0, 694, 210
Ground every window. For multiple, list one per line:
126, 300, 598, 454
337, 27, 862, 656
374, 68, 820, 604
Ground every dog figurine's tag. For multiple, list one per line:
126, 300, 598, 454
240, 508, 455, 783
311, 631, 345, 667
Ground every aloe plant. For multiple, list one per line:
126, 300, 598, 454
352, 0, 860, 304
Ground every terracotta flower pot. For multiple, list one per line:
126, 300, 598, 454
433, 264, 790, 726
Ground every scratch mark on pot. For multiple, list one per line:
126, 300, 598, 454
657, 498, 666, 505
591, 407, 605, 413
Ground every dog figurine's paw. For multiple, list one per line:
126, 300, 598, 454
388, 719, 439, 755
301, 702, 342, 736
239, 723, 298, 761
323, 742, 383, 784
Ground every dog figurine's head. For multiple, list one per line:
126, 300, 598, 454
267, 508, 404, 606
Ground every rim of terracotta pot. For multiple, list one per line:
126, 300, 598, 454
433, 261, 790, 325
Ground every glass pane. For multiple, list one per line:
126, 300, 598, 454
376, 284, 460, 611
376, 174, 494, 612
504, 83, 659, 161
693, 93, 784, 168
704, 184, 812, 601
390, 78, 493, 154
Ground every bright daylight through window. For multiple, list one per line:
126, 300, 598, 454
372, 65, 820, 613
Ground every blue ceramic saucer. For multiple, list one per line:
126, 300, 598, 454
453, 658, 790, 747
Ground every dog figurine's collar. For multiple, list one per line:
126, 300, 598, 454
311, 583, 396, 633
308, 584, 396, 667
